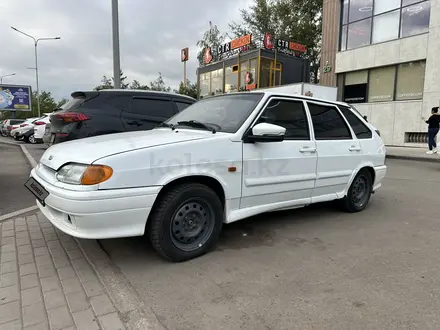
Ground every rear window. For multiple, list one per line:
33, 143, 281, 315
61, 97, 86, 111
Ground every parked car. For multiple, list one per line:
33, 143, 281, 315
26, 92, 387, 262
11, 117, 39, 138
49, 90, 196, 144
1, 119, 25, 136
33, 115, 51, 144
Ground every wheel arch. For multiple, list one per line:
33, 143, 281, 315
340, 165, 376, 198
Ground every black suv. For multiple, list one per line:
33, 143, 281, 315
49, 90, 196, 144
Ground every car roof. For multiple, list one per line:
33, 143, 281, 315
85, 89, 196, 102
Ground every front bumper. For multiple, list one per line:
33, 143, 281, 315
30, 168, 160, 239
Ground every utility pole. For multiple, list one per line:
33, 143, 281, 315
112, 0, 121, 89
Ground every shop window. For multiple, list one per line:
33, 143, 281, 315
337, 74, 344, 101
342, 0, 349, 25
374, 0, 400, 15
402, 0, 425, 6
343, 71, 368, 103
401, 1, 431, 38
368, 66, 396, 102
199, 73, 210, 97
347, 18, 371, 50
211, 69, 223, 95
340, 25, 347, 51
396, 61, 425, 101
372, 10, 400, 44
348, 0, 373, 23
225, 66, 238, 93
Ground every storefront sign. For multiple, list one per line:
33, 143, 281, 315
245, 84, 257, 91
204, 47, 213, 65
0, 85, 32, 111
181, 47, 189, 62
263, 32, 307, 55
218, 34, 252, 55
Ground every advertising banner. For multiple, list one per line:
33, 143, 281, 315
0, 84, 32, 111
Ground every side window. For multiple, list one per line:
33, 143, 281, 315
105, 96, 131, 111
257, 99, 309, 140
338, 106, 372, 139
307, 103, 352, 140
128, 98, 175, 118
175, 102, 191, 112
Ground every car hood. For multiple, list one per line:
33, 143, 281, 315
40, 129, 221, 170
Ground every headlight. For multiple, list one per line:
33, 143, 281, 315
56, 163, 113, 185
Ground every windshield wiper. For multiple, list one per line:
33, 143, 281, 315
177, 120, 216, 133
157, 122, 175, 130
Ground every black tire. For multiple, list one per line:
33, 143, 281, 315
342, 169, 373, 213
148, 183, 223, 262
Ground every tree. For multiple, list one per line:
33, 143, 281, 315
196, 21, 226, 66
229, 0, 322, 83
175, 79, 198, 99
94, 70, 129, 90
149, 72, 171, 92
130, 79, 150, 90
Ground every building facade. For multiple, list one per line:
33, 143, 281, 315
196, 34, 309, 98
320, 0, 437, 147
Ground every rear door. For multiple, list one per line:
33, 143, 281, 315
306, 101, 362, 200
121, 96, 177, 132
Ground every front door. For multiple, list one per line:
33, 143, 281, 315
241, 98, 317, 209
306, 101, 362, 200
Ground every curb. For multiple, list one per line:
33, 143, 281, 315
76, 239, 166, 330
12, 141, 164, 330
386, 154, 440, 163
0, 205, 39, 222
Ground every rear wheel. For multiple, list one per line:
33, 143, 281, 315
148, 183, 223, 262
342, 169, 373, 213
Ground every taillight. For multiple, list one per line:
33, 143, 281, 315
55, 112, 90, 123
20, 123, 28, 127
34, 121, 45, 125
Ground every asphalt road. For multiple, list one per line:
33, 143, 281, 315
99, 159, 440, 330
0, 143, 34, 215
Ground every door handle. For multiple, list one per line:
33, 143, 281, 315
349, 146, 361, 151
300, 147, 316, 153
127, 121, 141, 126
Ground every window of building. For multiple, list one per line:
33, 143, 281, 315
199, 73, 210, 97
401, 1, 431, 38
257, 99, 310, 140
338, 105, 372, 139
308, 103, 352, 140
374, 0, 400, 15
347, 18, 372, 50
225, 66, 238, 93
395, 61, 426, 101
348, 0, 373, 22
343, 71, 368, 103
340, 0, 431, 51
211, 69, 223, 95
372, 10, 400, 44
368, 66, 396, 102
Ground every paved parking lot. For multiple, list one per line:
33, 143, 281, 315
99, 159, 440, 330
0, 144, 35, 216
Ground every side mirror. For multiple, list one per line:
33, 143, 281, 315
247, 123, 286, 142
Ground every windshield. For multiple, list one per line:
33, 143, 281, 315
165, 93, 263, 133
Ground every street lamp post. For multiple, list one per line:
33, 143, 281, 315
0, 73, 16, 84
11, 27, 60, 117
112, 0, 121, 89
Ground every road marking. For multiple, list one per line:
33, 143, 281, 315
0, 205, 39, 222
20, 144, 38, 168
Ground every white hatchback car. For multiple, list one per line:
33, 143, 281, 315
25, 92, 387, 262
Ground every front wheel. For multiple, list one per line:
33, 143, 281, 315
342, 169, 373, 213
148, 183, 223, 262
28, 134, 36, 144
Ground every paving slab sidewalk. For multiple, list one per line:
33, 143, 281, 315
0, 212, 126, 330
386, 146, 440, 163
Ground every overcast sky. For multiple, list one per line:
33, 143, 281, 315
0, 0, 251, 101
